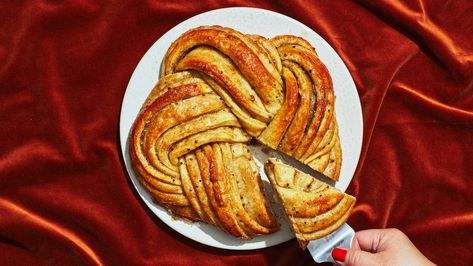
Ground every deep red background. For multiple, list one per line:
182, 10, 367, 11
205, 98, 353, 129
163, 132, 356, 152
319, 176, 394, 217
1, 1, 472, 265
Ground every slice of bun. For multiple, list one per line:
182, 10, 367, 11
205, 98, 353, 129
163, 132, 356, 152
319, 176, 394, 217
265, 158, 356, 249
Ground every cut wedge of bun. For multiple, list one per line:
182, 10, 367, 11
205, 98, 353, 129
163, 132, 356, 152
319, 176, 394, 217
265, 158, 356, 249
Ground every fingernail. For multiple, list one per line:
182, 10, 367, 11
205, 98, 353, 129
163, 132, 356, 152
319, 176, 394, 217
332, 248, 347, 262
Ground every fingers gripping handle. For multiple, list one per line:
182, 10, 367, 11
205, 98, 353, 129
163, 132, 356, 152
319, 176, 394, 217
307, 223, 355, 263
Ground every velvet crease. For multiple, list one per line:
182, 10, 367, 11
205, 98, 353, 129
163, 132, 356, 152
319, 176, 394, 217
1, 1, 472, 265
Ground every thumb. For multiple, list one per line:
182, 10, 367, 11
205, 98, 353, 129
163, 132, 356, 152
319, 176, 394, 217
343, 249, 381, 266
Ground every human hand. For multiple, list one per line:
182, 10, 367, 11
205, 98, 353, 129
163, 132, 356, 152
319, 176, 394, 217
331, 228, 435, 266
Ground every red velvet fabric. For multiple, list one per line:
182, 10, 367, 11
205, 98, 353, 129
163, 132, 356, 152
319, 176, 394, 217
1, 1, 472, 265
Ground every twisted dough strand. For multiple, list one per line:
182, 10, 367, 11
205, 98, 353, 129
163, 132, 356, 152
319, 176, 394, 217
131, 70, 278, 237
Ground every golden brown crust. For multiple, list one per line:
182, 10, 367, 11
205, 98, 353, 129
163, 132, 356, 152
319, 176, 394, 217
130, 70, 278, 238
164, 26, 284, 115
224, 143, 279, 234
129, 26, 347, 238
278, 62, 314, 155
161, 26, 342, 180
270, 35, 315, 51
176, 47, 273, 123
202, 144, 249, 237
258, 67, 299, 148
274, 44, 332, 161
264, 158, 355, 248
267, 35, 340, 180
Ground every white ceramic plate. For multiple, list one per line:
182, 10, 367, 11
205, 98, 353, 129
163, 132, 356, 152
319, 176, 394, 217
119, 7, 363, 250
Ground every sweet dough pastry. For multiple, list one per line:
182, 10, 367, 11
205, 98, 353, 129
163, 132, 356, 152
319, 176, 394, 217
130, 25, 348, 238
269, 35, 341, 179
264, 158, 356, 249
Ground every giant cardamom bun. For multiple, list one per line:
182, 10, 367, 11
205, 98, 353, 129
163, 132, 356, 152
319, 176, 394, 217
130, 25, 344, 238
